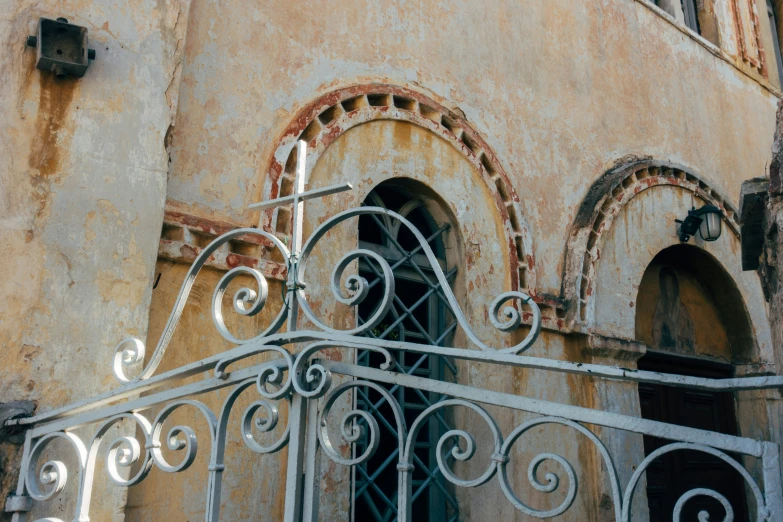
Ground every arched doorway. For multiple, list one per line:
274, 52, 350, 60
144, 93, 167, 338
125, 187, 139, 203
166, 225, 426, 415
635, 244, 755, 521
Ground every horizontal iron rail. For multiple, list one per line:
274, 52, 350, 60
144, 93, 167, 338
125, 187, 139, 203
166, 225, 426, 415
329, 336, 783, 392
8, 331, 783, 430
248, 182, 353, 209
4, 343, 288, 427
321, 360, 768, 458
27, 359, 289, 437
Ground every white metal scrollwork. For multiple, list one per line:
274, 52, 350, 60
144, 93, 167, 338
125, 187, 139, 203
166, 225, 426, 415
5, 141, 782, 522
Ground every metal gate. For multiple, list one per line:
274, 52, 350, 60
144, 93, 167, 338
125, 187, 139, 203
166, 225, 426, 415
355, 183, 457, 521
5, 142, 783, 521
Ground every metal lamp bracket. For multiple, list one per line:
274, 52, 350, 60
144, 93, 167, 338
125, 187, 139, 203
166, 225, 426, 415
675, 207, 703, 243
26, 17, 96, 78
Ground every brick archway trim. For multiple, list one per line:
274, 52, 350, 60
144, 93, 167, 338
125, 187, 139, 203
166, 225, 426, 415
261, 84, 536, 291
563, 159, 741, 328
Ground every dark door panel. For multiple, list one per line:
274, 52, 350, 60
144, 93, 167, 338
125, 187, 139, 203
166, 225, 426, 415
638, 353, 748, 522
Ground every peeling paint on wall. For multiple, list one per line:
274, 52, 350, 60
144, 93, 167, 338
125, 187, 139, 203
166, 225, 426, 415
2, 0, 782, 520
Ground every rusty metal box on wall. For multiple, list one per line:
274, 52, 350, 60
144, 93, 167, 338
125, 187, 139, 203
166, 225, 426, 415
26, 17, 96, 78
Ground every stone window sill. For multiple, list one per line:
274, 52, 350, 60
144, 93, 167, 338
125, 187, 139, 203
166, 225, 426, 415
634, 0, 782, 98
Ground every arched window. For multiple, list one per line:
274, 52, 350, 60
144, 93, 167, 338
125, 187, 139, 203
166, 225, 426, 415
354, 181, 458, 522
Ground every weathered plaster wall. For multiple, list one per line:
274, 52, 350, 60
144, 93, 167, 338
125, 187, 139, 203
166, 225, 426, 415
3, 0, 780, 519
0, 0, 190, 519
135, 0, 782, 519
125, 263, 288, 521
165, 0, 779, 298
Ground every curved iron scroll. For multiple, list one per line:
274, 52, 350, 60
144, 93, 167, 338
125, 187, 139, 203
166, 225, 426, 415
111, 206, 542, 385
11, 194, 781, 522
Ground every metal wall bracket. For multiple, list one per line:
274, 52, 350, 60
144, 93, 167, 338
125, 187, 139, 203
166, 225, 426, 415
4, 495, 32, 514
0, 400, 36, 444
26, 17, 96, 78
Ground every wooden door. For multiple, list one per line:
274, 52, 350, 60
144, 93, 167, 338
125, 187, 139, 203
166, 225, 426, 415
638, 353, 748, 522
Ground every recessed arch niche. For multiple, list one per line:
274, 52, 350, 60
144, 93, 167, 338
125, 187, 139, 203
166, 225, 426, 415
574, 163, 773, 365
635, 244, 755, 363
563, 159, 742, 329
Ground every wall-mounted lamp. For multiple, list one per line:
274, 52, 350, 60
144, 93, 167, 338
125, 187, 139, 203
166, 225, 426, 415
676, 205, 722, 242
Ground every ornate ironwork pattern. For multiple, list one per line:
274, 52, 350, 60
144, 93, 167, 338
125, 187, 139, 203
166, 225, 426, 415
5, 141, 783, 522
353, 185, 459, 521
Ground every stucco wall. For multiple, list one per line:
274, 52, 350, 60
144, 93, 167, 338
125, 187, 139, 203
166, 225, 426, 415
165, 0, 779, 297
151, 1, 779, 519
0, 0, 189, 518
2, 0, 782, 520
124, 263, 288, 521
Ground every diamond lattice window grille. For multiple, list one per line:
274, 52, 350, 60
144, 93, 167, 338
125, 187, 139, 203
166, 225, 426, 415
354, 184, 459, 522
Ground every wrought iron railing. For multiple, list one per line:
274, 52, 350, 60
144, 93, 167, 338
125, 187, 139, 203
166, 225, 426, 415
4, 144, 783, 521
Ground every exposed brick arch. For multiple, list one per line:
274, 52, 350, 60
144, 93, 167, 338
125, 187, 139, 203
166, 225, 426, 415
563, 159, 741, 329
261, 84, 535, 291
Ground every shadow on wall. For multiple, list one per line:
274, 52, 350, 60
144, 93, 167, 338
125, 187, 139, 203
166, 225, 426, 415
635, 244, 756, 363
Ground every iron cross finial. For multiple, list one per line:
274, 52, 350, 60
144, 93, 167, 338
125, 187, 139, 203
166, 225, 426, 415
248, 140, 352, 332
249, 140, 352, 257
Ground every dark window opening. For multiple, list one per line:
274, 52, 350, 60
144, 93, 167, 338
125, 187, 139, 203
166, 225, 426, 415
653, 0, 676, 17
354, 183, 458, 522
681, 0, 702, 34
768, 0, 783, 87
